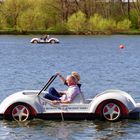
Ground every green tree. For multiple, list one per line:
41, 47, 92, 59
0, 13, 7, 29
89, 14, 116, 31
39, 0, 61, 28
1, 0, 30, 29
130, 10, 139, 29
17, 8, 46, 31
117, 19, 131, 30
89, 14, 102, 30
67, 11, 86, 33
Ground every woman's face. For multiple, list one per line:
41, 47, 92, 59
66, 77, 73, 86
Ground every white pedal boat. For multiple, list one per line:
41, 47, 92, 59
0, 75, 140, 122
30, 36, 59, 44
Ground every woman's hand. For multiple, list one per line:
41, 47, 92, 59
56, 72, 66, 84
56, 72, 61, 76
52, 100, 61, 104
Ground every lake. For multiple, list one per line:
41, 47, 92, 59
0, 35, 140, 140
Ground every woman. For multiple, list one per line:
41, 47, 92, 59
44, 75, 80, 104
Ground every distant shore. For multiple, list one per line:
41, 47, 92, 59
0, 29, 140, 35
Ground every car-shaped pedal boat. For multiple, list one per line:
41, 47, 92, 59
0, 75, 140, 122
30, 36, 59, 44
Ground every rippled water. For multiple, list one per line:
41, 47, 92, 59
0, 35, 140, 139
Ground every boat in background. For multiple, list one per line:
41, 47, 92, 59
30, 35, 59, 44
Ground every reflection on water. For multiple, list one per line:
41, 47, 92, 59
94, 120, 128, 140
0, 119, 138, 140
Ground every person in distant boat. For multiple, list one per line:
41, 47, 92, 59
43, 34, 49, 41
56, 71, 81, 89
44, 75, 80, 104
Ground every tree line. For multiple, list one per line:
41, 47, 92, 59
0, 0, 140, 34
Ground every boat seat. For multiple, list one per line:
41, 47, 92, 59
71, 92, 85, 104
40, 92, 86, 105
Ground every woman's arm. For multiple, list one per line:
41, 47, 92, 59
56, 72, 67, 84
59, 90, 67, 95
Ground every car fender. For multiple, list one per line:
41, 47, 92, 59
89, 89, 136, 113
48, 38, 59, 42
0, 90, 44, 115
30, 38, 40, 43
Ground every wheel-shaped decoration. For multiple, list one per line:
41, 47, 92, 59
102, 102, 121, 121
12, 104, 30, 122
50, 40, 55, 44
33, 40, 38, 43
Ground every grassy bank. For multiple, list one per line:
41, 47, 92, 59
114, 30, 140, 35
1, 29, 140, 35
0, 29, 71, 35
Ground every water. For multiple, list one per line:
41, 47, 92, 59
0, 35, 140, 139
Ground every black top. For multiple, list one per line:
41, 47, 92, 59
64, 81, 81, 89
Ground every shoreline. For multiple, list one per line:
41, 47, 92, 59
0, 30, 140, 35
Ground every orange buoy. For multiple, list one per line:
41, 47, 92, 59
119, 44, 125, 49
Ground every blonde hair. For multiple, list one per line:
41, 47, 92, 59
66, 75, 77, 84
71, 71, 80, 82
